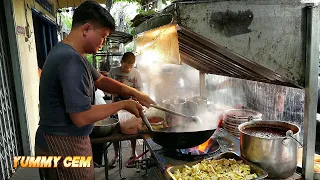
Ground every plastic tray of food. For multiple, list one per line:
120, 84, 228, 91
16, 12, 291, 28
167, 151, 268, 180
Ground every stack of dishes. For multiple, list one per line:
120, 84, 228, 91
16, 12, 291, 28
223, 109, 262, 138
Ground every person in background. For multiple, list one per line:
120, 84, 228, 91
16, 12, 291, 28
35, 2, 154, 180
108, 52, 142, 167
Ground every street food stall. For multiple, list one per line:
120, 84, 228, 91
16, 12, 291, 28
132, 0, 320, 179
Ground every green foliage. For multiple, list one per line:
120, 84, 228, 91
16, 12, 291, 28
113, 0, 143, 3
162, 0, 168, 5
60, 12, 72, 30
124, 17, 135, 35
86, 54, 93, 64
85, 54, 102, 65
136, 9, 156, 15
113, 0, 171, 14
113, 0, 174, 5
125, 42, 134, 52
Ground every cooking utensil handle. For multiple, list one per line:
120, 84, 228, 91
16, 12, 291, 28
290, 136, 303, 147
285, 130, 303, 147
140, 111, 153, 132
150, 104, 189, 118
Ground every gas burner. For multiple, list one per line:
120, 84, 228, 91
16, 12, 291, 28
163, 139, 221, 161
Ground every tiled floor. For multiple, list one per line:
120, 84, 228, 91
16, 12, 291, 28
10, 140, 159, 180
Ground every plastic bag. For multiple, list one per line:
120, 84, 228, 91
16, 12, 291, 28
118, 110, 142, 135
95, 89, 106, 105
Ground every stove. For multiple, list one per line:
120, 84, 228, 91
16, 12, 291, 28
142, 128, 240, 173
160, 139, 220, 161
142, 128, 304, 180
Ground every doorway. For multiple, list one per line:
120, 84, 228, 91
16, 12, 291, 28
32, 9, 58, 69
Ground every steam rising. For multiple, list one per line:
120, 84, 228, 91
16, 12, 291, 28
145, 106, 221, 132
136, 59, 304, 141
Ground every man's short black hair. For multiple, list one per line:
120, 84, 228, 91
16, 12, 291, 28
121, 52, 136, 64
72, 1, 115, 31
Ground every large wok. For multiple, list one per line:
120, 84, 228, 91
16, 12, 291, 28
141, 112, 216, 149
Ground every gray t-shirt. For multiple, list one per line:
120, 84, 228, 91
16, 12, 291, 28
38, 42, 101, 136
109, 66, 142, 101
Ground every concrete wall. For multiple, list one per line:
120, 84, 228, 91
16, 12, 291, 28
176, 0, 306, 87
11, 0, 57, 155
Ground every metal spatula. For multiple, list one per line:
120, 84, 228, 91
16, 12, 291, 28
150, 104, 202, 124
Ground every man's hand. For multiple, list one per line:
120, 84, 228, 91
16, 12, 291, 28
132, 91, 155, 108
121, 100, 144, 118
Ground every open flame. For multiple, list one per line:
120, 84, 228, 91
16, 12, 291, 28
180, 138, 213, 155
196, 138, 212, 153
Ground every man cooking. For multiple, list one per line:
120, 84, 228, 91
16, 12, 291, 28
35, 1, 155, 180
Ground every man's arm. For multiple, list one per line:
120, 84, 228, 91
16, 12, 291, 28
60, 58, 144, 128
91, 63, 154, 107
94, 75, 154, 107
70, 100, 142, 127
93, 65, 134, 96
94, 75, 137, 97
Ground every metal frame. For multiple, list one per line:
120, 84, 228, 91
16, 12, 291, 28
303, 4, 320, 179
137, 1, 320, 178
0, 0, 30, 179
3, 0, 31, 157
199, 71, 206, 96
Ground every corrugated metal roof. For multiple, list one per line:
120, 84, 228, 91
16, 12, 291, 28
107, 31, 133, 45
178, 26, 302, 88
134, 14, 303, 89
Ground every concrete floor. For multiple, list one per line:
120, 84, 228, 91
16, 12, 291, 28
10, 140, 159, 180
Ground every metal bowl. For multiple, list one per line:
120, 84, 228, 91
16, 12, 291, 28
90, 118, 119, 138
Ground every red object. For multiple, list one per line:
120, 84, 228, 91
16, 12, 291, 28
38, 68, 42, 77
217, 113, 224, 128
148, 117, 164, 124
196, 138, 212, 153
125, 150, 149, 168
218, 118, 223, 128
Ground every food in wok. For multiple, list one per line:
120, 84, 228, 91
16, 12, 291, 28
173, 158, 258, 180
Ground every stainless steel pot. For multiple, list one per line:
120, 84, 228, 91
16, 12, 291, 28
90, 118, 119, 138
238, 120, 300, 179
